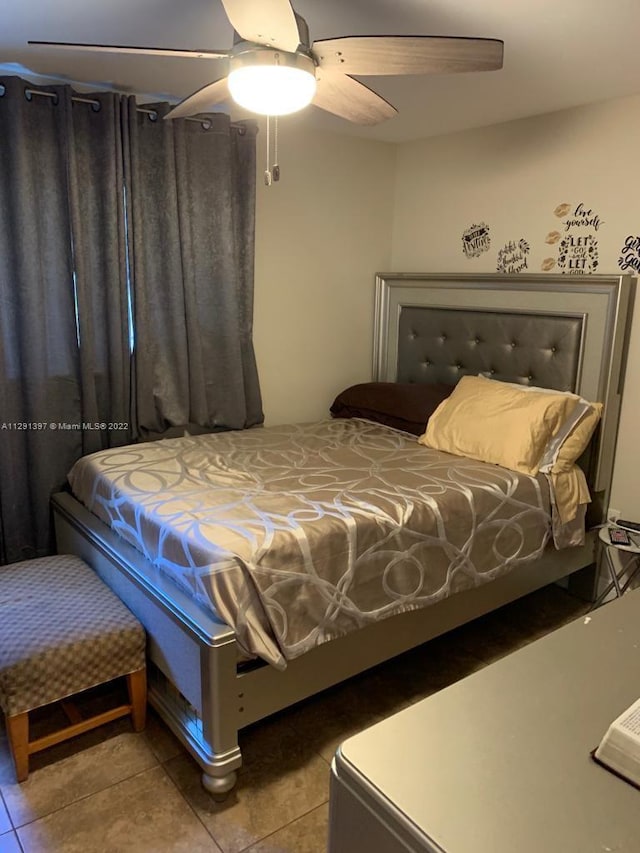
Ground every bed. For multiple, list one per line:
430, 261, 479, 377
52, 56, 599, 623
52, 272, 635, 795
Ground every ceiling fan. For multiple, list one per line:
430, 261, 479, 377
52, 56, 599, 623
28, 0, 504, 126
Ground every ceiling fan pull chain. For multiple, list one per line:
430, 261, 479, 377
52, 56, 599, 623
264, 114, 272, 186
272, 116, 280, 182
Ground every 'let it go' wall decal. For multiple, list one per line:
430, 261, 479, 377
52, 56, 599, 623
542, 202, 603, 274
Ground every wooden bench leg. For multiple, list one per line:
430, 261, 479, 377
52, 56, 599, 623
126, 669, 147, 732
6, 712, 30, 782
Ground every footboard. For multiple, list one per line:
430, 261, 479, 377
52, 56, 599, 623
53, 492, 242, 795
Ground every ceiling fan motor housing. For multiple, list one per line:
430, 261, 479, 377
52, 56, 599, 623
230, 43, 315, 72
228, 45, 316, 115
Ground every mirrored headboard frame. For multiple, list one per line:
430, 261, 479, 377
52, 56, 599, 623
373, 273, 635, 514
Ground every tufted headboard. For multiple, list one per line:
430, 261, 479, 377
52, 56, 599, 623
396, 307, 583, 390
373, 273, 635, 520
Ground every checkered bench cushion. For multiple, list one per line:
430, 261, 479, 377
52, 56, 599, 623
0, 555, 145, 716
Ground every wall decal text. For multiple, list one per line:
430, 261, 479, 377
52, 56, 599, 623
562, 202, 604, 232
619, 235, 640, 274
462, 223, 491, 259
497, 239, 530, 273
549, 201, 604, 275
557, 234, 599, 274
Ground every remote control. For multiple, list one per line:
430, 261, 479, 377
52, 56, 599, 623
616, 519, 640, 533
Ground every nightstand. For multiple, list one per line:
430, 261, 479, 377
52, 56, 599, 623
594, 525, 640, 608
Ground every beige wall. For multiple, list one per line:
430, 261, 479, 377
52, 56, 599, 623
254, 118, 395, 425
390, 94, 640, 515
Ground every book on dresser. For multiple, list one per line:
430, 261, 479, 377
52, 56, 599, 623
593, 697, 640, 788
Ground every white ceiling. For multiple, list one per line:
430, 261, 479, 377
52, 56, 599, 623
3, 0, 640, 143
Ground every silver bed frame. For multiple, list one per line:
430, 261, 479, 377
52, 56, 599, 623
52, 273, 634, 795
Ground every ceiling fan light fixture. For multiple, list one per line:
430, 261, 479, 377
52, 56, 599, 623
228, 47, 316, 116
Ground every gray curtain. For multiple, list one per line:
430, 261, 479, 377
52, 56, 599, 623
0, 77, 262, 562
68, 91, 133, 453
0, 78, 131, 561
125, 103, 263, 436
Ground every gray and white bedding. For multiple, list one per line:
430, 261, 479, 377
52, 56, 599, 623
68, 419, 554, 668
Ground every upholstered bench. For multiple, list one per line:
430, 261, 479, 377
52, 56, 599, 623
0, 554, 146, 782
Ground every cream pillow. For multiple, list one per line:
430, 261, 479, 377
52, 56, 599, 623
475, 375, 600, 473
419, 375, 579, 475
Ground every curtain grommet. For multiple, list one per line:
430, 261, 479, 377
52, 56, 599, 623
24, 88, 59, 106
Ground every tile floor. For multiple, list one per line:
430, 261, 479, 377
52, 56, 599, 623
0, 584, 589, 853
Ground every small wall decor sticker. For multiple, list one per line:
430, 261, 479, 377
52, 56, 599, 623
618, 235, 640, 274
545, 231, 561, 245
497, 239, 530, 273
557, 234, 599, 274
462, 222, 491, 259
562, 202, 604, 232
541, 257, 556, 271
554, 203, 571, 218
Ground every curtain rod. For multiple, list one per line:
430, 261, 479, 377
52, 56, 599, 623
0, 84, 247, 131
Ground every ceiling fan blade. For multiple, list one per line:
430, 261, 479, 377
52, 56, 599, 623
312, 35, 504, 75
220, 0, 300, 51
313, 72, 397, 125
164, 77, 230, 120
28, 40, 228, 60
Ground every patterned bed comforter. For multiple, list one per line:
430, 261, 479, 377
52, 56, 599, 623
68, 419, 553, 668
